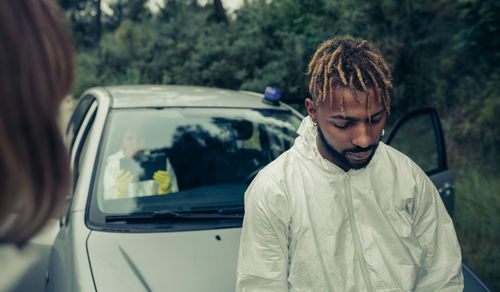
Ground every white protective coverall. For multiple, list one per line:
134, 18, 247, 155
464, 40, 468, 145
236, 116, 463, 291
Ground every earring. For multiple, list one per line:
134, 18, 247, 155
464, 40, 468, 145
313, 121, 317, 127
381, 129, 385, 137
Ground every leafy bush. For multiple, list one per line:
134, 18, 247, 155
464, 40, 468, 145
453, 165, 500, 291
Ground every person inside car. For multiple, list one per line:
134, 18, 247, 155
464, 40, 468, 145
236, 36, 463, 291
103, 125, 178, 199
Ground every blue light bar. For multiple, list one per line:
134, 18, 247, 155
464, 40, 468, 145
263, 86, 281, 105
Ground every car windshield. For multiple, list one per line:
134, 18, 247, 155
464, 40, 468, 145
88, 107, 301, 228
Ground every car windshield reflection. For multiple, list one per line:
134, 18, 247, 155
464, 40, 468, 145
89, 107, 301, 227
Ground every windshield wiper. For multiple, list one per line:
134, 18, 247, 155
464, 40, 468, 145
105, 209, 243, 222
216, 206, 244, 214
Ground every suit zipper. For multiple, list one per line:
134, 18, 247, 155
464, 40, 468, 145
345, 174, 373, 292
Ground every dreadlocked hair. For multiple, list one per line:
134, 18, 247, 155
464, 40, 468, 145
307, 35, 393, 116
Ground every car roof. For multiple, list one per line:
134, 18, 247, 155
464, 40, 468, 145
98, 85, 292, 110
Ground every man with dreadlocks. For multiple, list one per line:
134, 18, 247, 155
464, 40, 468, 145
236, 36, 463, 291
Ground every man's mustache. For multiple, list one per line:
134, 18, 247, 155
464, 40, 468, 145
342, 144, 377, 155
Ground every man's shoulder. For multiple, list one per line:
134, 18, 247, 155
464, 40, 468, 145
245, 149, 298, 195
244, 151, 295, 219
258, 148, 299, 180
375, 143, 427, 179
378, 142, 407, 158
378, 143, 418, 165
106, 150, 124, 162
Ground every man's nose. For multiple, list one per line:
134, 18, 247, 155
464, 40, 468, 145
352, 124, 372, 148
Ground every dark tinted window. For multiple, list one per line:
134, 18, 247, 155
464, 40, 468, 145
388, 113, 438, 173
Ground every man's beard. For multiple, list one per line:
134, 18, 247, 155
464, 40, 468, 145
317, 123, 379, 170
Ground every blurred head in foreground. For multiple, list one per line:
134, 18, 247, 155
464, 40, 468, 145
0, 0, 74, 246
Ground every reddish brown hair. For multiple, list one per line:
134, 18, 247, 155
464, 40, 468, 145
0, 0, 74, 245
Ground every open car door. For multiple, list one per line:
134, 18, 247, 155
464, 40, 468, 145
385, 108, 490, 292
384, 108, 454, 216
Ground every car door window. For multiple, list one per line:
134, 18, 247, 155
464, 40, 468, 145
385, 108, 455, 216
61, 98, 97, 225
66, 96, 95, 153
75, 105, 97, 181
385, 109, 446, 174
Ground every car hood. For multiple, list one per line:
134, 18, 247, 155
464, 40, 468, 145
87, 227, 241, 292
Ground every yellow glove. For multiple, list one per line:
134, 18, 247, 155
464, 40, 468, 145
154, 170, 172, 195
115, 170, 134, 198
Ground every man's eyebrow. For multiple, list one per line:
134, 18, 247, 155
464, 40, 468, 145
329, 108, 386, 121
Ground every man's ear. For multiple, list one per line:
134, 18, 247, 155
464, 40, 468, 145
305, 98, 317, 122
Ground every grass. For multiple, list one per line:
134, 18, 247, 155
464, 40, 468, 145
452, 165, 500, 291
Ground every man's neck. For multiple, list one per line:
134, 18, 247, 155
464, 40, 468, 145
315, 135, 349, 172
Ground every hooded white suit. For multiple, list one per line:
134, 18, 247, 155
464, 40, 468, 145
236, 116, 463, 291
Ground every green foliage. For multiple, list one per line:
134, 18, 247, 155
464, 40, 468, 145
448, 72, 500, 173
68, 0, 500, 169
453, 165, 500, 291
57, 0, 101, 48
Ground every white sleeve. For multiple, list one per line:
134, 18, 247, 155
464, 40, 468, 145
236, 173, 290, 292
103, 156, 119, 200
413, 169, 464, 291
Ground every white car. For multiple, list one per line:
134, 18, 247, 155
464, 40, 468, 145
38, 85, 488, 292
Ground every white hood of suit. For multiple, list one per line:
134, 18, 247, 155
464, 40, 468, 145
237, 116, 463, 291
